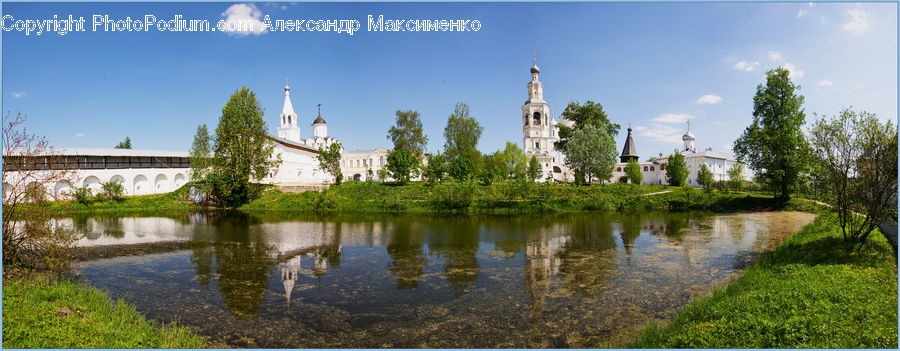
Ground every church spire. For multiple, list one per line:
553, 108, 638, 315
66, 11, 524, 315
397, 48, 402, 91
620, 125, 639, 163
278, 80, 301, 141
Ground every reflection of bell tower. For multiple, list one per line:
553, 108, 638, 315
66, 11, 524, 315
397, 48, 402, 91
523, 235, 566, 322
281, 256, 301, 302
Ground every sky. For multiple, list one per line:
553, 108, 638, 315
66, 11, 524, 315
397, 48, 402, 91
3, 2, 897, 160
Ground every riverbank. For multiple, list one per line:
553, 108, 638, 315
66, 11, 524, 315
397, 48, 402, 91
2, 268, 206, 348
629, 215, 898, 348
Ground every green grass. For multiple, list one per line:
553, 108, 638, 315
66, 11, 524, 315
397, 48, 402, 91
630, 215, 898, 348
41, 185, 195, 214
2, 273, 206, 348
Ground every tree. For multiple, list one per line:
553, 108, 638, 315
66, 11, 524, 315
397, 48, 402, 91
317, 142, 344, 185
624, 159, 643, 185
99, 180, 125, 201
697, 164, 715, 193
2, 112, 77, 271
727, 162, 746, 191
495, 142, 527, 181
554, 101, 620, 152
479, 153, 504, 185
733, 67, 810, 200
385, 148, 420, 184
563, 125, 617, 184
443, 103, 483, 180
211, 87, 279, 207
809, 109, 898, 246
387, 110, 428, 157
423, 152, 449, 183
666, 153, 689, 187
189, 124, 212, 182
114, 136, 132, 149
526, 156, 541, 182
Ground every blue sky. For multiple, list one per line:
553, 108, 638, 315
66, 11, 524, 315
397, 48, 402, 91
3, 2, 897, 159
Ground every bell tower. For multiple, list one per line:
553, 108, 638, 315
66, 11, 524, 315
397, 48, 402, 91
278, 82, 301, 142
522, 58, 553, 160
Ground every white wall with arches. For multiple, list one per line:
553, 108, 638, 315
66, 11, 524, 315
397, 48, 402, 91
5, 168, 192, 200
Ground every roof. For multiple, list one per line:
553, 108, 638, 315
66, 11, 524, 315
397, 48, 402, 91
4, 147, 189, 158
282, 85, 295, 116
343, 148, 389, 155
312, 114, 326, 124
620, 128, 638, 158
660, 148, 735, 161
266, 135, 321, 154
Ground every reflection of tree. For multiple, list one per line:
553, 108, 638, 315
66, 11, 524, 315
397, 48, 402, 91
190, 241, 215, 287
215, 241, 276, 319
427, 218, 480, 296
386, 220, 426, 289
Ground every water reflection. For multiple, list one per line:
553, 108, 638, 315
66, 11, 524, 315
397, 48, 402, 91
73, 211, 815, 348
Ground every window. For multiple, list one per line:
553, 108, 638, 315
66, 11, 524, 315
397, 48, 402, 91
535, 141, 540, 149
380, 156, 385, 166
616, 167, 622, 172
288, 116, 292, 124
661, 164, 666, 170
533, 112, 541, 125
650, 166, 655, 171
364, 159, 368, 167
643, 166, 648, 171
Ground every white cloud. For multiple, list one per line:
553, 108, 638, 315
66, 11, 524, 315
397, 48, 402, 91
781, 63, 805, 80
220, 3, 268, 36
74, 133, 84, 137
818, 79, 833, 87
733, 61, 759, 72
653, 113, 694, 124
808, 2, 815, 8
797, 9, 808, 18
636, 124, 687, 144
695, 94, 723, 105
713, 121, 725, 127
11, 91, 26, 99
768, 51, 783, 62
842, 9, 869, 34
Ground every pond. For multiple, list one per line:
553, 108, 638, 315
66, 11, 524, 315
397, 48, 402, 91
68, 211, 815, 348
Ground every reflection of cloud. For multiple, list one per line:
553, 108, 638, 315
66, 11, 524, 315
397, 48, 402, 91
842, 9, 869, 34
733, 61, 759, 72
220, 3, 268, 36
797, 9, 808, 18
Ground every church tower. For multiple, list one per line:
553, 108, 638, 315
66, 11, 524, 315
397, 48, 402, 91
682, 121, 696, 153
620, 126, 639, 163
312, 104, 328, 138
522, 61, 555, 167
278, 83, 301, 142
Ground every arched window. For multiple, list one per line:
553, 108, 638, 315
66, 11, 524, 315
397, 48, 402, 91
535, 141, 540, 149
288, 116, 292, 124
533, 112, 541, 125
650, 166, 655, 171
616, 167, 622, 172
661, 164, 666, 170
643, 166, 648, 171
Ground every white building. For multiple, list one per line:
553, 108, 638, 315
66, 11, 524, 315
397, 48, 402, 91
2, 148, 190, 198
520, 62, 573, 182
341, 148, 390, 181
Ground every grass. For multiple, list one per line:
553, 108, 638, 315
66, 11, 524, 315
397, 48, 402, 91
629, 215, 898, 348
2, 271, 206, 348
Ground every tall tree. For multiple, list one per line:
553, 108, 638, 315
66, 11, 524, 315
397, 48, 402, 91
212, 87, 279, 207
733, 67, 810, 200
809, 109, 898, 246
387, 110, 428, 157
189, 124, 212, 182
114, 136, 132, 149
316, 142, 344, 185
563, 125, 617, 184
423, 152, 449, 183
496, 141, 527, 181
727, 162, 746, 191
526, 156, 542, 182
554, 101, 620, 151
625, 159, 643, 185
444, 103, 483, 180
697, 164, 715, 193
665, 153, 689, 187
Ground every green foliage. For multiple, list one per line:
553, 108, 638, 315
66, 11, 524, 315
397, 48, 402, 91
697, 164, 715, 193
496, 141, 527, 181
563, 125, 617, 183
423, 152, 449, 183
727, 162, 746, 191
808, 108, 898, 246
555, 100, 620, 151
189, 124, 212, 182
625, 160, 643, 185
733, 67, 810, 200
632, 216, 897, 348
387, 110, 428, 157
526, 156, 542, 182
211, 87, 279, 207
385, 148, 421, 184
3, 276, 206, 348
428, 181, 477, 211
72, 186, 94, 205
316, 142, 344, 185
666, 153, 689, 187
98, 181, 125, 202
113, 136, 132, 149
443, 103, 483, 181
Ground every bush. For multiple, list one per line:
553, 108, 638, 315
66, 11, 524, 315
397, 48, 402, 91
72, 186, 94, 205
98, 181, 125, 202
313, 188, 341, 212
429, 181, 476, 211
